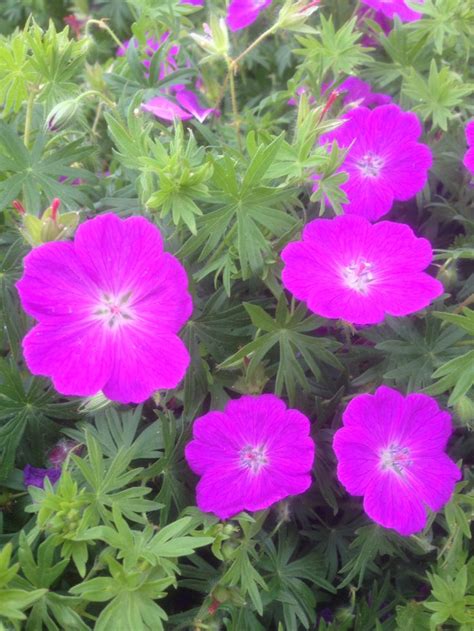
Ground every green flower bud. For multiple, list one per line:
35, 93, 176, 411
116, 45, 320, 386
45, 99, 80, 132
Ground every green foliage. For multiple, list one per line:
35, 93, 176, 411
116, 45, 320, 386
0, 1, 472, 630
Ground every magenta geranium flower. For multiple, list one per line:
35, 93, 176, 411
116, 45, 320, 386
16, 213, 192, 404
185, 395, 315, 519
333, 386, 461, 536
226, 0, 273, 31
319, 104, 432, 220
360, 0, 424, 22
463, 120, 474, 175
281, 215, 443, 325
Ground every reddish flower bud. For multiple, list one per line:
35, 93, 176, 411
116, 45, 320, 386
12, 200, 26, 215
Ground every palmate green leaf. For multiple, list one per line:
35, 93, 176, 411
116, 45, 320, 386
0, 29, 36, 115
295, 16, 372, 77
0, 123, 96, 213
220, 298, 341, 404
357, 315, 467, 392
0, 359, 77, 479
426, 350, 474, 405
0, 543, 46, 622
26, 20, 88, 109
180, 135, 298, 284
402, 60, 474, 131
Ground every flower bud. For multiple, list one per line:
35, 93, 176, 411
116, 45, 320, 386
45, 98, 80, 132
454, 395, 474, 426
190, 17, 229, 60
276, 0, 320, 32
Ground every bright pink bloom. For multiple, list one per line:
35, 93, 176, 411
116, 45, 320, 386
142, 90, 216, 123
319, 104, 432, 220
463, 120, 474, 175
360, 0, 424, 22
226, 0, 273, 31
281, 215, 443, 325
16, 213, 192, 404
185, 395, 315, 519
333, 386, 461, 536
358, 6, 392, 45
142, 96, 193, 122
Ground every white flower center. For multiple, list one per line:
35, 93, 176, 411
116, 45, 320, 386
342, 258, 374, 294
380, 444, 413, 476
239, 445, 268, 474
94, 292, 134, 328
356, 152, 385, 178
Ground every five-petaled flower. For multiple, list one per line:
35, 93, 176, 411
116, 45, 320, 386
281, 214, 443, 325
16, 213, 192, 404
333, 386, 461, 536
319, 104, 432, 220
185, 394, 315, 519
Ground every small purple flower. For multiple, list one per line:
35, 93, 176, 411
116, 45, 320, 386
226, 0, 273, 32
333, 386, 461, 536
181, 0, 204, 4
281, 215, 443, 325
16, 213, 192, 404
319, 104, 433, 220
463, 120, 474, 175
185, 394, 315, 519
360, 0, 424, 22
24, 465, 61, 489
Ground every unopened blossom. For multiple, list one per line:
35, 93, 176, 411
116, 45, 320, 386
48, 439, 79, 467
333, 386, 461, 535
24, 465, 61, 489
360, 0, 424, 22
16, 213, 192, 404
319, 104, 432, 220
226, 0, 273, 32
281, 214, 443, 325
463, 120, 474, 175
185, 394, 315, 519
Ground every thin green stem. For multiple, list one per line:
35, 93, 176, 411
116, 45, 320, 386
228, 62, 242, 149
86, 18, 123, 48
24, 91, 35, 148
231, 25, 277, 70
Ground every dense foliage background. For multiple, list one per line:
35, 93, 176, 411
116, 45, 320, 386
0, 0, 473, 629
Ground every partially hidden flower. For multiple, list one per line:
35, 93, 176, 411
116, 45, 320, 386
142, 89, 217, 123
360, 0, 424, 22
463, 120, 474, 175
226, 0, 273, 32
281, 214, 443, 325
333, 386, 461, 536
24, 464, 61, 489
185, 394, 315, 519
319, 104, 432, 220
16, 213, 192, 404
182, 0, 204, 4
335, 77, 391, 108
48, 439, 79, 467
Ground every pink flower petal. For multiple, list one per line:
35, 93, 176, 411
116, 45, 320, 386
226, 0, 273, 31
142, 96, 193, 122
175, 89, 215, 123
